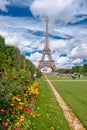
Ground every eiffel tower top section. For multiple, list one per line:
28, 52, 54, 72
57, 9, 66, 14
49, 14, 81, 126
44, 17, 50, 50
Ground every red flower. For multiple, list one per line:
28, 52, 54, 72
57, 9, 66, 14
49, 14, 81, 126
22, 107, 32, 114
28, 97, 33, 101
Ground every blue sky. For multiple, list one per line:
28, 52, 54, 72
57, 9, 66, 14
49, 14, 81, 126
0, 0, 87, 69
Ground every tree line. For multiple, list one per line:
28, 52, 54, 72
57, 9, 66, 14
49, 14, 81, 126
0, 35, 41, 79
58, 64, 87, 75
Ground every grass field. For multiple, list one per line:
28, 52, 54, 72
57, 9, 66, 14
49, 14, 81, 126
47, 74, 87, 80
29, 76, 70, 130
47, 75, 87, 129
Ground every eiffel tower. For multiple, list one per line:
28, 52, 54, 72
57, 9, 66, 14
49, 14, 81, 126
38, 18, 56, 71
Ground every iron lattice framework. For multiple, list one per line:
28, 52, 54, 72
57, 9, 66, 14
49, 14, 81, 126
38, 18, 56, 71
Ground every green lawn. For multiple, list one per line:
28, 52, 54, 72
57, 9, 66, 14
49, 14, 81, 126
46, 75, 71, 80
29, 76, 70, 130
47, 74, 87, 80
47, 75, 87, 129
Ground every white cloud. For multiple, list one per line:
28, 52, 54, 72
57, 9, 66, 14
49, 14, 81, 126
6, 35, 20, 45
0, 30, 8, 37
22, 47, 33, 54
30, 0, 87, 23
72, 58, 83, 64
0, 0, 9, 12
0, 16, 44, 52
56, 56, 72, 68
69, 45, 87, 59
57, 56, 69, 64
30, 0, 74, 21
50, 40, 67, 51
29, 52, 42, 66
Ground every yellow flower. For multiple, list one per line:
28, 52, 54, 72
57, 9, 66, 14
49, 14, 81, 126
19, 115, 24, 122
15, 122, 20, 126
19, 102, 24, 106
50, 127, 55, 130
23, 93, 27, 97
12, 96, 21, 101
15, 97, 21, 101
12, 96, 16, 101
10, 103, 15, 106
27, 81, 39, 95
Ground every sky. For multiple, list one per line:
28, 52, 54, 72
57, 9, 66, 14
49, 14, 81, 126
0, 0, 87, 69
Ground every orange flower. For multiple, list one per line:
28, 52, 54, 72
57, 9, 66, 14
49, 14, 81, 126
18, 105, 23, 110
16, 94, 20, 97
11, 111, 15, 115
0, 109, 6, 112
14, 75, 18, 79
2, 122, 8, 126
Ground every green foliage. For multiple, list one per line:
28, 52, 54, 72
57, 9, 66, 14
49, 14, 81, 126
71, 64, 87, 74
0, 35, 36, 76
36, 68, 42, 78
83, 64, 87, 74
5, 45, 21, 70
0, 35, 5, 44
71, 66, 81, 73
58, 68, 71, 73
58, 64, 87, 75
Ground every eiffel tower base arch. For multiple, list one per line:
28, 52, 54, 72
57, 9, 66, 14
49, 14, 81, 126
38, 60, 56, 71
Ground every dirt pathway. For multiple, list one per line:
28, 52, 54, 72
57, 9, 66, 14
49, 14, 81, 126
45, 75, 85, 130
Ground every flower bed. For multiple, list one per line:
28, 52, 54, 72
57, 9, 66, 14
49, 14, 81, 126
0, 74, 39, 130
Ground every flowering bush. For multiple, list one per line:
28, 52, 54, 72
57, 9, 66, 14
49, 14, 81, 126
0, 72, 39, 130
0, 37, 40, 129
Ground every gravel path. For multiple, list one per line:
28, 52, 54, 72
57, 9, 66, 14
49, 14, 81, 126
45, 75, 86, 130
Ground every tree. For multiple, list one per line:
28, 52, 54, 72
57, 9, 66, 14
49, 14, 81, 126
71, 66, 80, 73
83, 64, 87, 74
79, 66, 83, 73
0, 35, 5, 44
58, 68, 66, 73
0, 36, 6, 71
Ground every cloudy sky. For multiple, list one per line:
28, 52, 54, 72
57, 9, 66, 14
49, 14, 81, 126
0, 0, 87, 69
